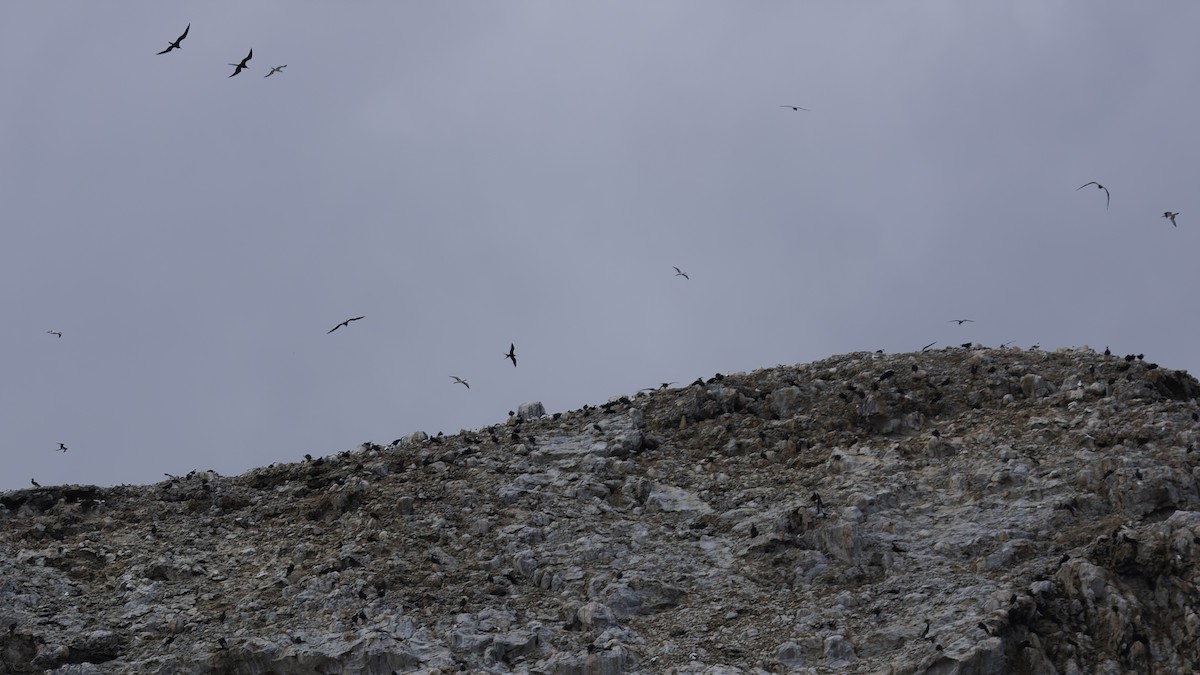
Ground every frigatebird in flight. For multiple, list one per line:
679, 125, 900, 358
947, 319, 974, 325
228, 49, 253, 77
265, 65, 287, 78
56, 443, 67, 453
157, 24, 190, 55
1164, 211, 1179, 227
450, 376, 470, 389
46, 330, 62, 338
327, 316, 365, 334
673, 266, 689, 280
779, 105, 809, 111
505, 343, 517, 367
1076, 182, 1110, 210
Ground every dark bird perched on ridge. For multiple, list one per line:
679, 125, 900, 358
505, 343, 517, 367
811, 492, 826, 516
1076, 181, 1110, 209
30, 479, 40, 487
228, 48, 253, 77
1163, 211, 1179, 227
327, 316, 364, 334
157, 23, 189, 54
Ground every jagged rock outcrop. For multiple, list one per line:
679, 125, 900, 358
1, 346, 1199, 674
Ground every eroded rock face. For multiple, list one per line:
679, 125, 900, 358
1, 346, 1199, 673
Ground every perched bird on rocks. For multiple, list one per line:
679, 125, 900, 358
227, 48, 253, 77
1163, 211, 1179, 227
30, 479, 40, 488
811, 492, 826, 516
1076, 181, 1110, 209
156, 23, 189, 54
327, 315, 365, 334
450, 376, 469, 389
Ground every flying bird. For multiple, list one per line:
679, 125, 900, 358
673, 266, 689, 280
327, 316, 365, 334
779, 105, 809, 111
56, 443, 67, 453
265, 65, 287, 78
156, 23, 190, 54
1163, 211, 1179, 227
46, 330, 62, 338
947, 319, 974, 325
505, 343, 517, 367
1076, 182, 1110, 209
228, 49, 253, 77
450, 376, 469, 389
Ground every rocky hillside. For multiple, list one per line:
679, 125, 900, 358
2, 346, 1200, 674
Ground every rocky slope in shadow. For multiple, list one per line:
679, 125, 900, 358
2, 346, 1200, 674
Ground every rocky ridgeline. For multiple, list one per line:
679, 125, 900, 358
2, 346, 1200, 674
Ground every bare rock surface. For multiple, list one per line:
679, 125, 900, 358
2, 346, 1200, 674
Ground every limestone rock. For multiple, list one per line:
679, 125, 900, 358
2, 347, 1200, 673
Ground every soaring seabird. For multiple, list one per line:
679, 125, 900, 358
1076, 181, 1110, 209
673, 266, 689, 279
327, 316, 365, 334
56, 443, 67, 453
1163, 211, 1179, 227
46, 330, 62, 338
228, 49, 253, 77
450, 376, 469, 389
265, 65, 287, 78
156, 23, 190, 54
948, 319, 974, 325
779, 105, 809, 111
505, 343, 517, 367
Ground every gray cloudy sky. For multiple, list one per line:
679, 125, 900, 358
3, 3, 1197, 491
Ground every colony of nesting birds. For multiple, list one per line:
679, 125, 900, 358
2, 344, 1199, 673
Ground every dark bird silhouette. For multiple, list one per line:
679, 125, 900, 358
265, 65, 287, 78
811, 492, 826, 516
919, 620, 931, 640
450, 376, 469, 389
948, 319, 974, 325
673, 266, 689, 280
1163, 211, 1179, 227
228, 49, 253, 77
47, 330, 62, 338
921, 341, 937, 351
157, 24, 190, 54
327, 316, 365, 334
56, 443, 67, 453
779, 105, 809, 111
1076, 182, 1110, 209
31, 479, 40, 487
505, 343, 517, 367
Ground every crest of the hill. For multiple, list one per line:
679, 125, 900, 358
2, 345, 1200, 674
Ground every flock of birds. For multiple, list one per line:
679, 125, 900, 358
19, 20, 1186, 492
155, 23, 285, 78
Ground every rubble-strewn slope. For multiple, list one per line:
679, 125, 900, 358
2, 346, 1200, 674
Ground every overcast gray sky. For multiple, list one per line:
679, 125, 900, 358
3, 2, 1197, 491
